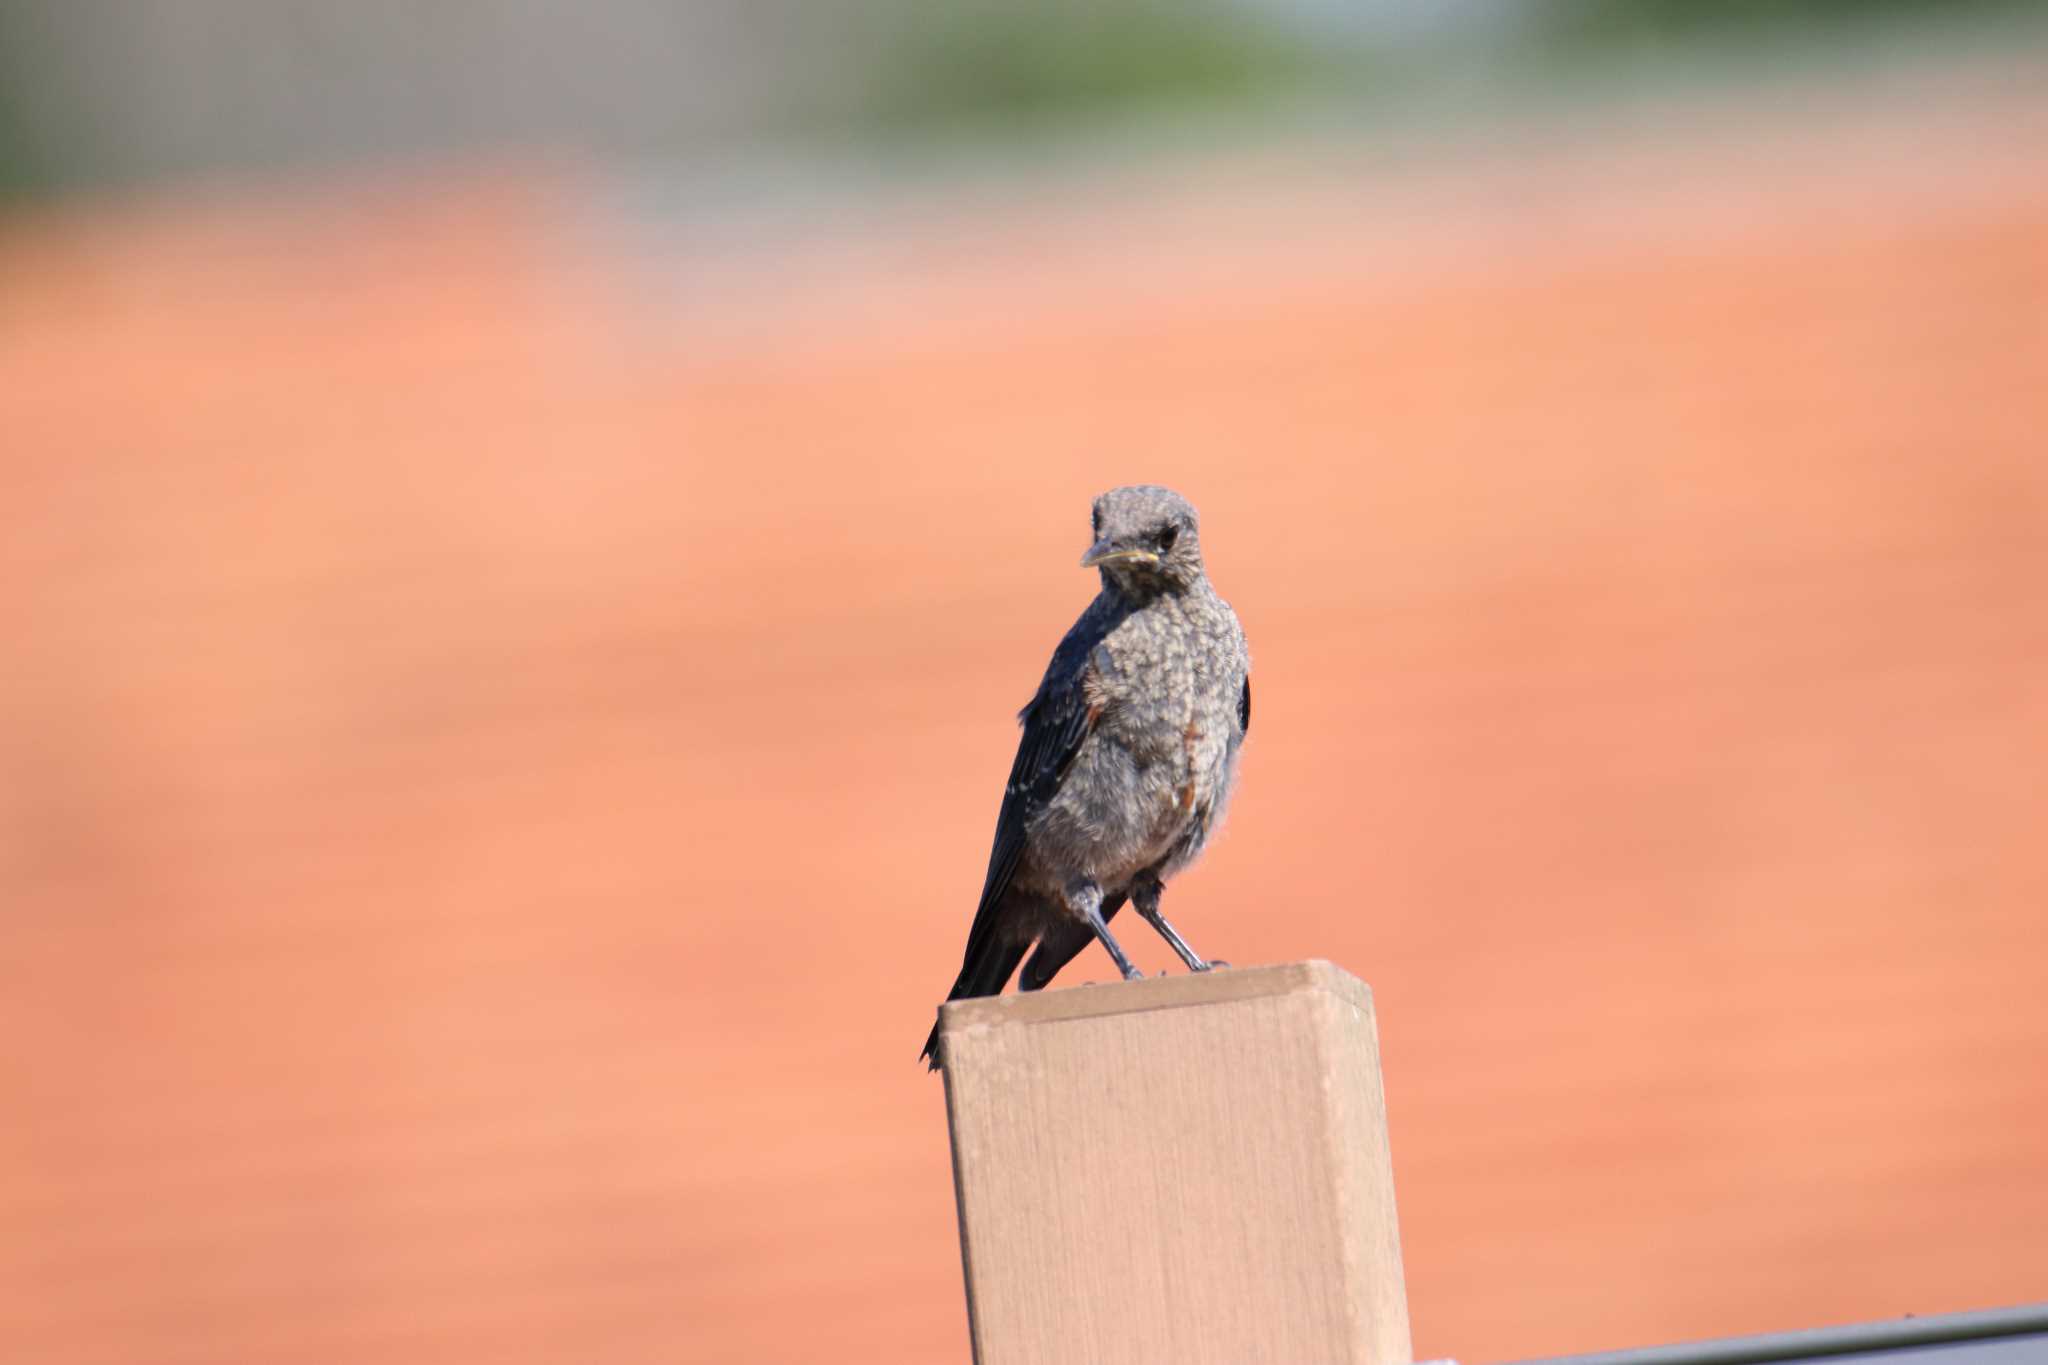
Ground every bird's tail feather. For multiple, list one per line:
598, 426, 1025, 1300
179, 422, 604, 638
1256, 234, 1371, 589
920, 937, 1029, 1071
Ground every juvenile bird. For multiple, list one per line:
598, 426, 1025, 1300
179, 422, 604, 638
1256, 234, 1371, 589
922, 485, 1251, 1070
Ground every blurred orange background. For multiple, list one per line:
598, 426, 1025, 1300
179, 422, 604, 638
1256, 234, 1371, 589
3, 9, 2047, 1363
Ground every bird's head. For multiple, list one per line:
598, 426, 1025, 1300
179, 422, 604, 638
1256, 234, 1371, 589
1081, 485, 1204, 597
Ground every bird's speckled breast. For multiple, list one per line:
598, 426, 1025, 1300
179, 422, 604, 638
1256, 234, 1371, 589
1032, 586, 1248, 888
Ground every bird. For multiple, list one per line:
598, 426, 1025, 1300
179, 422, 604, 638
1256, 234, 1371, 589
922, 485, 1251, 1071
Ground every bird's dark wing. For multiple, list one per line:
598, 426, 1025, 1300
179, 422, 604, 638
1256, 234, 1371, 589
1239, 676, 1251, 736
946, 623, 1106, 998
923, 605, 1122, 1067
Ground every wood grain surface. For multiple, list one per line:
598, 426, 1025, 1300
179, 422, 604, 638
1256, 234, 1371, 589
942, 963, 1409, 1365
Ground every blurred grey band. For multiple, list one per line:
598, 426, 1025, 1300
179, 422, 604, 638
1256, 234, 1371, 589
1510, 1302, 2048, 1365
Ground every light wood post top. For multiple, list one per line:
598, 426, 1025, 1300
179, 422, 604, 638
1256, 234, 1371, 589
939, 961, 1412, 1365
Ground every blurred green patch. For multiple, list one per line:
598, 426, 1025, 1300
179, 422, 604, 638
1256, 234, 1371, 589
859, 0, 1328, 133
0, 9, 45, 199
1544, 0, 2046, 50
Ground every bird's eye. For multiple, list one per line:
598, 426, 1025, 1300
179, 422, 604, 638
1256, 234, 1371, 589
1156, 525, 1179, 552
1092, 508, 1103, 535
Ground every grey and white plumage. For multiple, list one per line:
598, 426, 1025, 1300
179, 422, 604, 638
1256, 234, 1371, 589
922, 485, 1251, 1070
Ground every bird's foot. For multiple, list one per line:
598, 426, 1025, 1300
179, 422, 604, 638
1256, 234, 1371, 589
1200, 959, 1229, 971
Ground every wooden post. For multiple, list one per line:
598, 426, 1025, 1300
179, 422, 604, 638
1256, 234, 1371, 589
938, 960, 1411, 1365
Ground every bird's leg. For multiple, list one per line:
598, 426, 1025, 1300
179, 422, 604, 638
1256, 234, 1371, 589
1131, 874, 1215, 973
1067, 880, 1144, 981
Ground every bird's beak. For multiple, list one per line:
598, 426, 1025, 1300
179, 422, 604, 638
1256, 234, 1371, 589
1081, 541, 1160, 569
